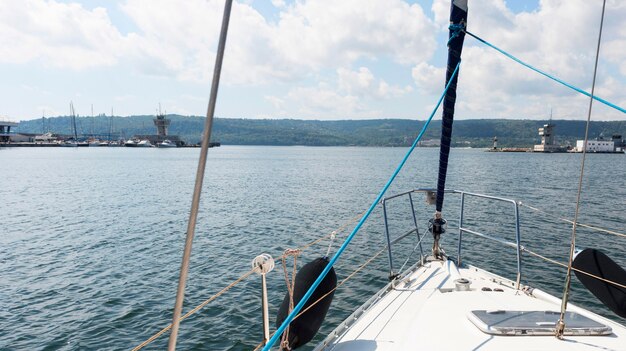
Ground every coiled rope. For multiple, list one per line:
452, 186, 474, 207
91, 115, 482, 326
280, 249, 301, 350
447, 23, 465, 45
253, 244, 388, 351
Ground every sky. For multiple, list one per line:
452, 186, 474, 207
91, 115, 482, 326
1, 0, 625, 122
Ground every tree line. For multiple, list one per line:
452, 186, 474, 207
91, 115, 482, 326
16, 115, 626, 147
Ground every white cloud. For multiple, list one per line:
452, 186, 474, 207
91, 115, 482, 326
426, 0, 626, 119
287, 85, 358, 117
38, 105, 62, 118
337, 67, 410, 99
271, 0, 437, 69
271, 0, 286, 8
119, 0, 225, 81
117, 0, 438, 84
1, 0, 438, 84
285, 82, 386, 119
265, 95, 286, 110
0, 0, 137, 69
3, 0, 624, 120
412, 62, 445, 94
266, 66, 410, 119
20, 84, 51, 96
114, 94, 136, 102
180, 94, 207, 102
338, 67, 374, 94
378, 81, 413, 98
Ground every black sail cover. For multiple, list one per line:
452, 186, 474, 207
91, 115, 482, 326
276, 257, 337, 349
573, 248, 626, 318
436, 0, 468, 213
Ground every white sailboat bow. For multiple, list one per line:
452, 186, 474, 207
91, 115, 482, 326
316, 259, 625, 350
309, 190, 626, 351
270, 0, 626, 349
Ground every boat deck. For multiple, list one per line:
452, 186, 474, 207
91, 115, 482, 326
316, 258, 625, 351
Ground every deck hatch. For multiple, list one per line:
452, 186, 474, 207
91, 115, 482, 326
468, 310, 612, 336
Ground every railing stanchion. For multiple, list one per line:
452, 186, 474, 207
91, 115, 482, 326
383, 190, 523, 289
382, 199, 395, 279
458, 192, 465, 266
408, 192, 424, 258
514, 201, 522, 288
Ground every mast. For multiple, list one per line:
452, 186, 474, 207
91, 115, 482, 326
109, 108, 113, 142
91, 104, 94, 137
70, 102, 78, 140
435, 0, 467, 213
431, 0, 468, 257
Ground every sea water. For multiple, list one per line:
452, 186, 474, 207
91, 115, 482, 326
1, 146, 624, 350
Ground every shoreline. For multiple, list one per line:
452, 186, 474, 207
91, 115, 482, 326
0, 142, 220, 148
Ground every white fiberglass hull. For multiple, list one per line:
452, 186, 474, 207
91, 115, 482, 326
315, 258, 626, 351
136, 141, 153, 147
157, 141, 177, 148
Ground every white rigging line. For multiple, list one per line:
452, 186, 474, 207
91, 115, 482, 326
555, 0, 607, 339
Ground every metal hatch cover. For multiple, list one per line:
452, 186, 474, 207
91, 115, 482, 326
468, 310, 612, 336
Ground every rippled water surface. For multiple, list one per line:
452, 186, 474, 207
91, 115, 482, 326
1, 146, 624, 350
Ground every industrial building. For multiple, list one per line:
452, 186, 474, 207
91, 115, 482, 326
132, 111, 184, 146
533, 123, 567, 152
575, 135, 624, 153
0, 117, 18, 143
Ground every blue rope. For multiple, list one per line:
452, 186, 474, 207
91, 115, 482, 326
464, 30, 625, 114
262, 61, 462, 351
448, 23, 465, 45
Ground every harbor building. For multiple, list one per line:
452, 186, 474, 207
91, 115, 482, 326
154, 112, 170, 136
533, 123, 566, 152
0, 117, 18, 143
575, 135, 624, 153
132, 111, 183, 146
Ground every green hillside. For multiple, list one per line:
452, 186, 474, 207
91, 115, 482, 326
15, 116, 626, 148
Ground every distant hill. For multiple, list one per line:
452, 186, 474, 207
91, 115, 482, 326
15, 115, 626, 147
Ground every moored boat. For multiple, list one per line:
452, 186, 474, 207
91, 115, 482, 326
88, 140, 107, 147
59, 140, 79, 147
137, 140, 153, 147
136, 139, 153, 147
157, 139, 177, 148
